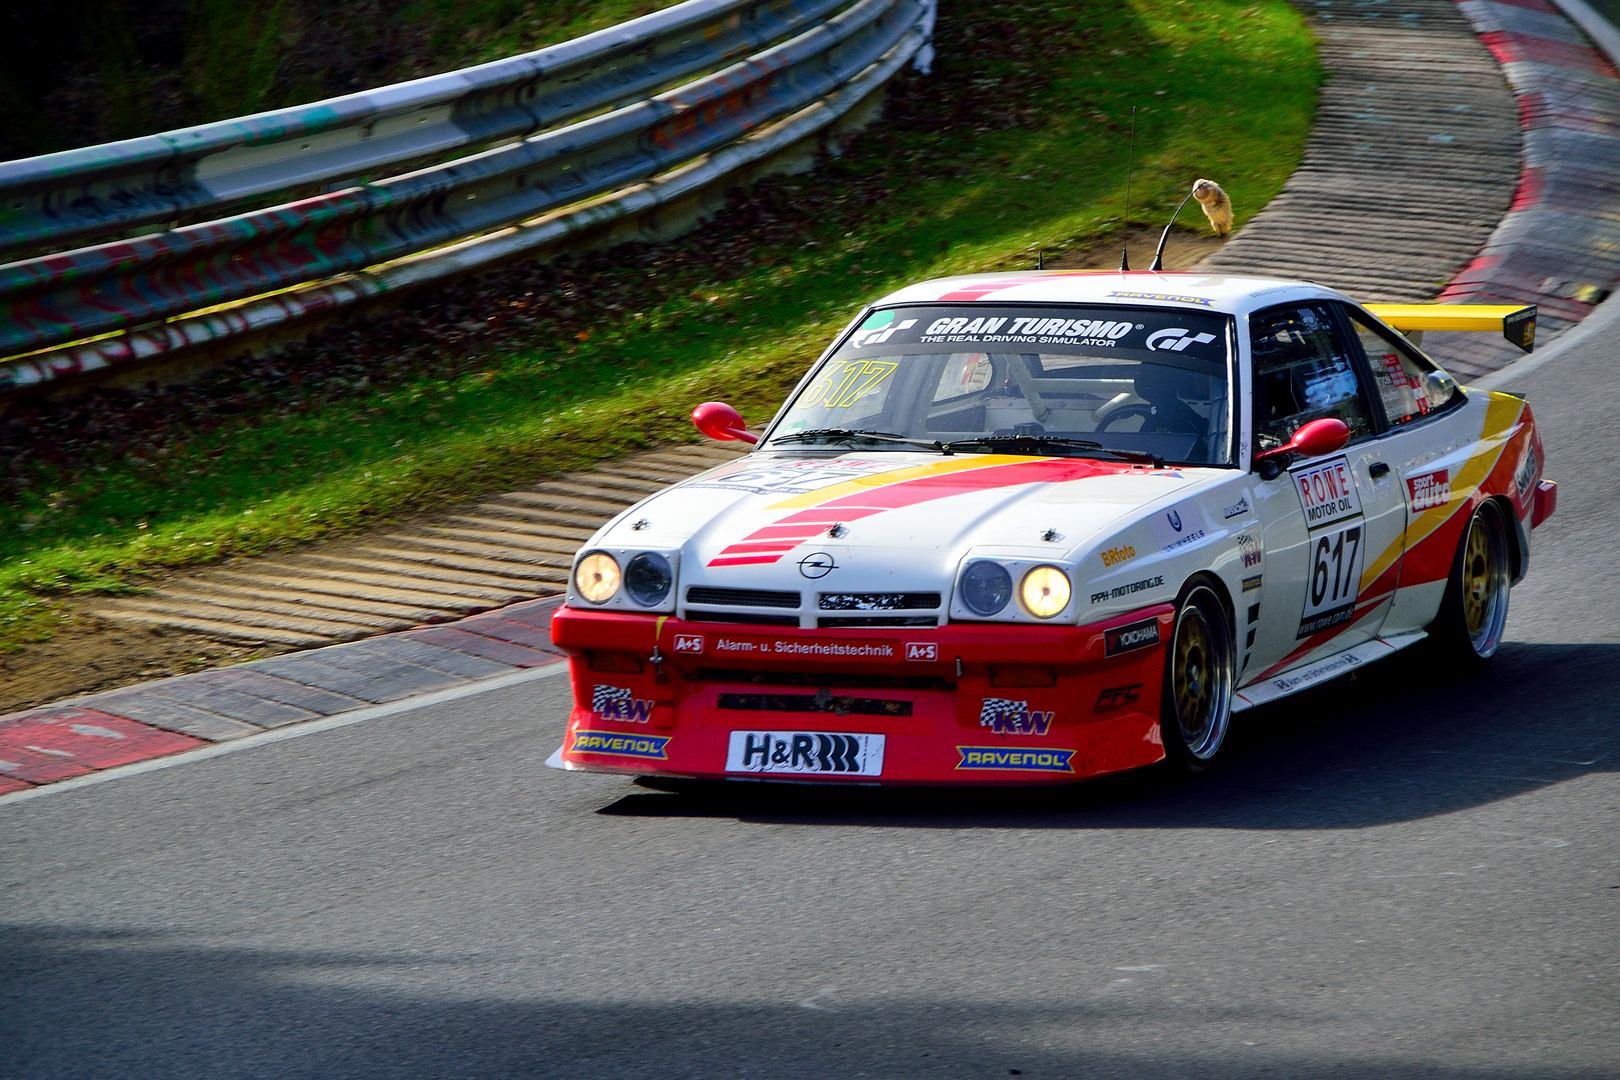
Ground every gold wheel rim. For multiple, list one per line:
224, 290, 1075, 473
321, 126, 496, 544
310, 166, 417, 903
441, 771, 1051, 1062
1174, 609, 1213, 738
1462, 517, 1494, 637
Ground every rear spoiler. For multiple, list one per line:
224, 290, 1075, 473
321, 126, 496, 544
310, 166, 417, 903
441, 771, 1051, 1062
1363, 303, 1537, 354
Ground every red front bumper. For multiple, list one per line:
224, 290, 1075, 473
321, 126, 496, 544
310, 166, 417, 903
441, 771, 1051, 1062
548, 605, 1174, 785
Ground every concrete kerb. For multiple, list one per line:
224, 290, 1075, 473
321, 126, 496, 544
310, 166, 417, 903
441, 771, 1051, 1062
0, 597, 569, 799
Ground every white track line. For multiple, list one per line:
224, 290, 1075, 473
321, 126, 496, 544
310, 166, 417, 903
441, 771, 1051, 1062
0, 662, 570, 810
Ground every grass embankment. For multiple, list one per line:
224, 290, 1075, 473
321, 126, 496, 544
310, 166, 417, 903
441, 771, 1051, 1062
0, 0, 1321, 652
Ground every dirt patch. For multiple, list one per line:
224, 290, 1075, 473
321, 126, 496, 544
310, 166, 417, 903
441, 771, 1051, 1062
1039, 224, 1228, 271
0, 605, 284, 715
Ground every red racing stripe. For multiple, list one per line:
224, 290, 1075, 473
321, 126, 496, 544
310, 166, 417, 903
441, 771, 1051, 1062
709, 457, 1131, 566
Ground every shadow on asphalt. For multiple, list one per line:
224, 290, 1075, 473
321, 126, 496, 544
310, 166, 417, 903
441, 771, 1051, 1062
596, 642, 1618, 829
2, 923, 1612, 1080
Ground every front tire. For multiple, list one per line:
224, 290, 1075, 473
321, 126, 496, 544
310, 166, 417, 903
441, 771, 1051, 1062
1428, 500, 1511, 670
1160, 579, 1236, 772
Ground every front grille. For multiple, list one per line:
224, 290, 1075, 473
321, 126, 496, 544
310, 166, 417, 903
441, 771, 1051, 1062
817, 616, 939, 628
682, 609, 800, 627
690, 668, 954, 691
818, 592, 941, 611
686, 586, 800, 609
717, 693, 914, 717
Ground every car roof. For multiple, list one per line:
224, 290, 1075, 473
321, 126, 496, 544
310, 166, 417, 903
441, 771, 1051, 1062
873, 271, 1342, 317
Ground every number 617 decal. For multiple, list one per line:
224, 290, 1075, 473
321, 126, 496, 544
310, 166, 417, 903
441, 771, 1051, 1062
1299, 522, 1364, 638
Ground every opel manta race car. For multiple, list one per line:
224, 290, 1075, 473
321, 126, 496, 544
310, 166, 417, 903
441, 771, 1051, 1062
547, 271, 1555, 784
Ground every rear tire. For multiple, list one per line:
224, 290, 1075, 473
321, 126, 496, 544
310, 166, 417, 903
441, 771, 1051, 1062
1427, 500, 1511, 671
1160, 579, 1236, 773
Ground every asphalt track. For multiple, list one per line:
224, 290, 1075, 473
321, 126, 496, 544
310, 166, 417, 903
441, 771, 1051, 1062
4, 323, 1617, 1078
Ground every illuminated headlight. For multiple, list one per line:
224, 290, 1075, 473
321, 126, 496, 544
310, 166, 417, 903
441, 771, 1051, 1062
1020, 565, 1071, 618
574, 552, 621, 604
624, 551, 673, 607
960, 560, 1013, 616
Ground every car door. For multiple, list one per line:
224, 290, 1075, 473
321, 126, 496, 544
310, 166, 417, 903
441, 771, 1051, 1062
1241, 302, 1407, 683
1337, 302, 1470, 636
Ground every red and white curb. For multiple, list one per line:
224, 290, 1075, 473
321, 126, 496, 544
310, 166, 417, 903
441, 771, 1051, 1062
0, 598, 566, 800
1436, 0, 1620, 377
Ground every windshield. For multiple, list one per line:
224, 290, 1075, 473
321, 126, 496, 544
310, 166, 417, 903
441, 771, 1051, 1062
771, 304, 1234, 466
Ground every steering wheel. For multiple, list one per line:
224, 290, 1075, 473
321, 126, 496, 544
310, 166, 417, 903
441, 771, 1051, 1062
1096, 403, 1156, 431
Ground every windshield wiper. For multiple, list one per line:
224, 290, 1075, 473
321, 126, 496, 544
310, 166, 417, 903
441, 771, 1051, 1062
771, 428, 951, 454
945, 434, 1164, 468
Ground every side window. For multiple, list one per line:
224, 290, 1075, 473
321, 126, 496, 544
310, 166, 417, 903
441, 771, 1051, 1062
1343, 307, 1462, 426
1248, 303, 1374, 450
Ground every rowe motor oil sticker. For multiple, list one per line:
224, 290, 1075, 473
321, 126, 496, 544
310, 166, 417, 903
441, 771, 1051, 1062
1293, 456, 1365, 639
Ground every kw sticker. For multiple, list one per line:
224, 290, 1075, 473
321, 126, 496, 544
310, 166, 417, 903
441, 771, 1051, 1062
592, 684, 654, 723
979, 698, 1054, 736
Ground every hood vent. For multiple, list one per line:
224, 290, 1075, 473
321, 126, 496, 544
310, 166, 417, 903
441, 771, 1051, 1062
686, 586, 801, 609
818, 592, 941, 611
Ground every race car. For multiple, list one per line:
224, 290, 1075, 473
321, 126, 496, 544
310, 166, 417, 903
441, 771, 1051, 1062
547, 271, 1556, 784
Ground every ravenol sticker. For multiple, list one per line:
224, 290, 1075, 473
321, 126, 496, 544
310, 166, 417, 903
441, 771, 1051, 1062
979, 698, 1054, 736
592, 684, 653, 723
1407, 468, 1452, 512
1108, 290, 1215, 307
956, 747, 1076, 773
1294, 456, 1362, 530
570, 729, 670, 760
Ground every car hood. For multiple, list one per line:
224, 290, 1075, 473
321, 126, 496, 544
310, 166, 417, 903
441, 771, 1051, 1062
590, 451, 1223, 598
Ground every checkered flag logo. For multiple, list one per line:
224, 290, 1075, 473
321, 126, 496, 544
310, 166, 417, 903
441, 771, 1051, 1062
980, 698, 1027, 729
592, 684, 632, 715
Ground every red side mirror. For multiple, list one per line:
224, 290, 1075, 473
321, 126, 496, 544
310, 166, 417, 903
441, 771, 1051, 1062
1253, 417, 1350, 466
692, 401, 759, 444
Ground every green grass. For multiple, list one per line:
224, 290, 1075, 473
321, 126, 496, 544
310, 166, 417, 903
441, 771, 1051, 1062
0, 0, 1321, 651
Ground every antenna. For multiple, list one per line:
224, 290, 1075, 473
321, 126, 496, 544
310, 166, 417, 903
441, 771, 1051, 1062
1119, 106, 1137, 272
1149, 183, 1200, 272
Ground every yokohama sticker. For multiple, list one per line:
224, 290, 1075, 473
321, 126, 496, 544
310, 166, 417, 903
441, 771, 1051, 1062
726, 731, 885, 776
1294, 457, 1362, 530
1406, 468, 1451, 512
1104, 618, 1161, 656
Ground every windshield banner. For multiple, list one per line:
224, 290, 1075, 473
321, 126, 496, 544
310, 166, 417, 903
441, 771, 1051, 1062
843, 305, 1229, 365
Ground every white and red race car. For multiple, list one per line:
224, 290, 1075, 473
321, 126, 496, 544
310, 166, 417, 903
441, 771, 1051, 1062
549, 271, 1555, 784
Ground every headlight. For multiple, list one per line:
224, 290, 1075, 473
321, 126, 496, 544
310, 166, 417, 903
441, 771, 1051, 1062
624, 551, 673, 607
961, 560, 1013, 616
1020, 565, 1071, 618
574, 552, 621, 604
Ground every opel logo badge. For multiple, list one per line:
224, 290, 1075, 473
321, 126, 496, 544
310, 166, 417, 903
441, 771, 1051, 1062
798, 552, 838, 579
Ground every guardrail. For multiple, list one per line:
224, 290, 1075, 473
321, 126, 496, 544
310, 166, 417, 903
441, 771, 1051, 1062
0, 0, 935, 394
